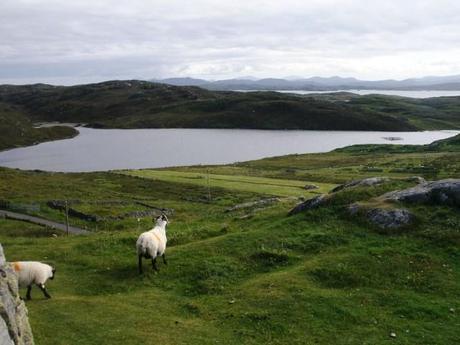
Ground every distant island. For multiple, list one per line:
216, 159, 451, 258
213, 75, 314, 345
1, 80, 460, 151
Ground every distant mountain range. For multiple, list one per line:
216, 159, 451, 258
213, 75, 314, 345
151, 75, 460, 91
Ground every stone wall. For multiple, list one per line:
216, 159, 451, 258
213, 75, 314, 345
0, 244, 34, 345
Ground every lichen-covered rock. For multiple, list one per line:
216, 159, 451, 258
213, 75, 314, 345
288, 195, 328, 216
331, 177, 389, 193
366, 208, 413, 229
404, 176, 426, 184
348, 204, 413, 229
226, 198, 280, 212
347, 203, 361, 215
0, 244, 35, 345
383, 179, 460, 206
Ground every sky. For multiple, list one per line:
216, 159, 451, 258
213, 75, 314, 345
1, 0, 460, 85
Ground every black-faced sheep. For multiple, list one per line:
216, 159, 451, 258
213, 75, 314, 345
12, 261, 55, 299
136, 214, 169, 274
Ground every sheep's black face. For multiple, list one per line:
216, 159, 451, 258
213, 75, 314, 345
50, 268, 56, 280
155, 214, 168, 223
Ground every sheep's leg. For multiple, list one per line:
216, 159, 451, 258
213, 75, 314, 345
162, 253, 167, 265
38, 284, 51, 299
152, 257, 159, 272
26, 285, 32, 300
138, 255, 143, 274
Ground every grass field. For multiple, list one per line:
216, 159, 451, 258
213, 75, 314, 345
119, 169, 336, 197
0, 136, 459, 345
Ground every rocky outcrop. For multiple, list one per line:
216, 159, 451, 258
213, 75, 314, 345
346, 178, 459, 229
404, 176, 426, 184
289, 176, 390, 216
288, 195, 328, 216
289, 177, 457, 229
0, 244, 34, 345
367, 208, 413, 229
383, 179, 460, 206
348, 203, 413, 229
226, 198, 280, 212
331, 177, 389, 193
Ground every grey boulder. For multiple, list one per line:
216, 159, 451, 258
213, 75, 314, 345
348, 203, 413, 229
404, 176, 426, 184
288, 194, 328, 216
331, 177, 389, 193
226, 197, 280, 212
383, 179, 460, 206
366, 208, 413, 229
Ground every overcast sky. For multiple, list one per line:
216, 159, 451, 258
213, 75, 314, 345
1, 0, 460, 85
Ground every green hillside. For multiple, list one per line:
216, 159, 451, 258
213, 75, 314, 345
0, 102, 78, 151
0, 135, 459, 344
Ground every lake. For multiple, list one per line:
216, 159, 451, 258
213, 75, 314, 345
0, 128, 458, 172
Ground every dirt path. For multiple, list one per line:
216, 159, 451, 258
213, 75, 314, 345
0, 210, 90, 235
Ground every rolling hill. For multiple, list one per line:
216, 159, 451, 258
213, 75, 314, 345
1, 80, 460, 151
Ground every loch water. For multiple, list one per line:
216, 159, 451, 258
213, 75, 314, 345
0, 128, 457, 172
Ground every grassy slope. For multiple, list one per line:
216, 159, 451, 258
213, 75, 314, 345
0, 103, 78, 151
1, 81, 460, 134
0, 136, 459, 345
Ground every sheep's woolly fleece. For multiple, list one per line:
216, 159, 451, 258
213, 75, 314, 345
12, 261, 54, 287
136, 218, 168, 259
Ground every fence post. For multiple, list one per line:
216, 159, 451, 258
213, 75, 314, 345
206, 169, 212, 202
65, 200, 69, 236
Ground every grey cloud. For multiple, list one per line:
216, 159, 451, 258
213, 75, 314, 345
1, 0, 459, 84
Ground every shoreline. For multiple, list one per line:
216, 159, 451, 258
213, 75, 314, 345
33, 122, 85, 128
0, 126, 80, 154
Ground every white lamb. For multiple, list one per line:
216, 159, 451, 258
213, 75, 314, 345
12, 261, 55, 300
136, 214, 169, 274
